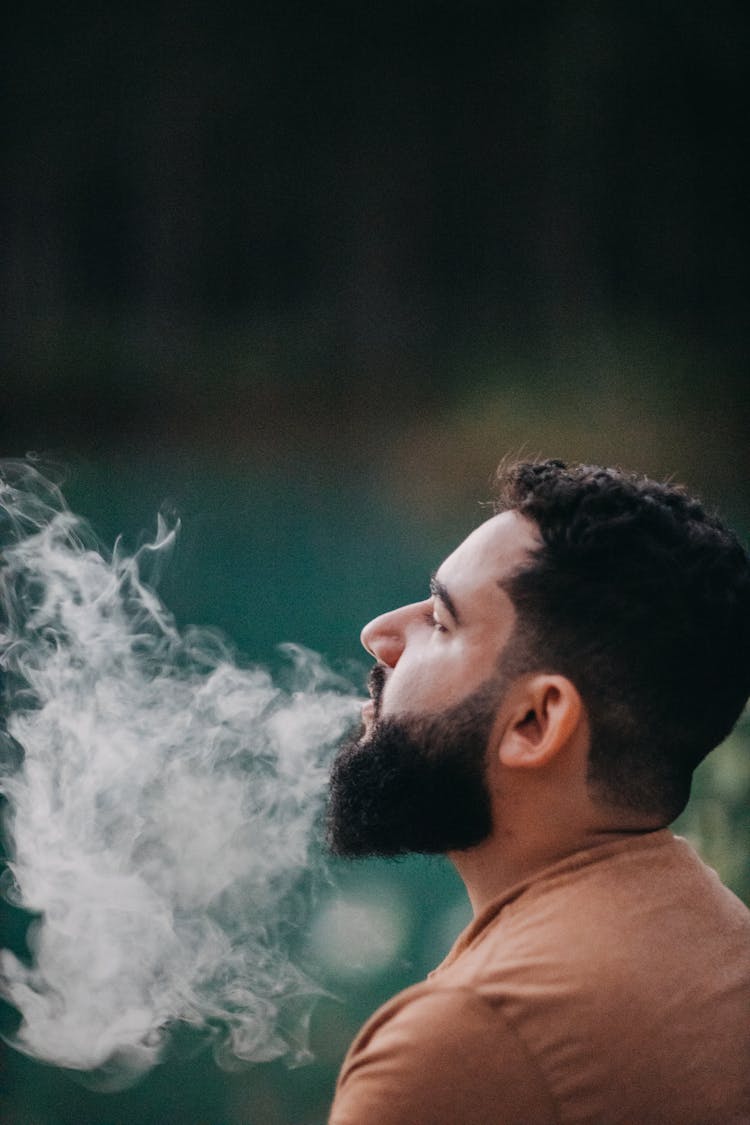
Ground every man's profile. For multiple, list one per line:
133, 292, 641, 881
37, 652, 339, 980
326, 460, 750, 1125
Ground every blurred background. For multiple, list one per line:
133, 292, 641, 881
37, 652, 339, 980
1, 2, 748, 1122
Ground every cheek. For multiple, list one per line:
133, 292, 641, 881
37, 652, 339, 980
483, 712, 506, 777
385, 643, 487, 714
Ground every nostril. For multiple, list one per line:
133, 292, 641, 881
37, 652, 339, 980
363, 633, 400, 667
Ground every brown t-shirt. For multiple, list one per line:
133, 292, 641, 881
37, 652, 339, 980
329, 831, 750, 1124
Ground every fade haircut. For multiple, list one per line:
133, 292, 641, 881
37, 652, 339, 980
495, 460, 750, 821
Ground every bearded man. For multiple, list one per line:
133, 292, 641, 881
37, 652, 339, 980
326, 460, 750, 1125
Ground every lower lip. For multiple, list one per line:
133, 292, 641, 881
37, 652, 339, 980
361, 700, 375, 720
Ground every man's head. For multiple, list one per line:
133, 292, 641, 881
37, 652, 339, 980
494, 460, 750, 819
327, 460, 750, 858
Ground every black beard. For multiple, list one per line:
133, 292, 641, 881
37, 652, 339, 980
325, 677, 502, 858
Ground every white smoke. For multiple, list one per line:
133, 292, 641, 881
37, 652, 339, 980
0, 459, 360, 1088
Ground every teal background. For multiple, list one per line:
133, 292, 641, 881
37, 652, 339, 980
1, 461, 748, 1124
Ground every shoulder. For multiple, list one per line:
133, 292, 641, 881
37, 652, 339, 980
329, 982, 559, 1125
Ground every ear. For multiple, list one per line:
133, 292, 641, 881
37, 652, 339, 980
498, 674, 584, 770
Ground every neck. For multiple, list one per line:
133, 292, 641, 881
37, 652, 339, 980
449, 805, 665, 916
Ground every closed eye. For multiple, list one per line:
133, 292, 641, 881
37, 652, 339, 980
424, 610, 449, 634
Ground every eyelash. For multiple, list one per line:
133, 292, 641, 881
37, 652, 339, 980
424, 612, 448, 634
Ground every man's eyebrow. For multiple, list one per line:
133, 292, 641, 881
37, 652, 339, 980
430, 575, 461, 625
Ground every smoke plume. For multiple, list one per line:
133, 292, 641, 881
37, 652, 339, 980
0, 460, 360, 1088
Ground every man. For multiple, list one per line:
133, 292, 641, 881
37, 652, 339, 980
326, 460, 750, 1125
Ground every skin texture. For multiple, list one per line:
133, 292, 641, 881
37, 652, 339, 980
359, 510, 531, 722
346, 510, 664, 915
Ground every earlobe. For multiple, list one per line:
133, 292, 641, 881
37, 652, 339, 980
498, 676, 583, 770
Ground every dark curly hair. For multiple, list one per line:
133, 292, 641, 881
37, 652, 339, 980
494, 460, 750, 821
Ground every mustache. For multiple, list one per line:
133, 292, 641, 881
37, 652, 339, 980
367, 663, 387, 705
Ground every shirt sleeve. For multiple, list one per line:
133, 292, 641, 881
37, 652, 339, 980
328, 984, 558, 1125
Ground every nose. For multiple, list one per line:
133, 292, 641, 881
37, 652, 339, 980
360, 603, 417, 667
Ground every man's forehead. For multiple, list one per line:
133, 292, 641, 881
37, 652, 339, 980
438, 511, 539, 591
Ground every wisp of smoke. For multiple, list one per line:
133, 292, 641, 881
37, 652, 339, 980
0, 460, 360, 1089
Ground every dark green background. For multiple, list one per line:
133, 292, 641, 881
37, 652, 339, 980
1, 3, 749, 1122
